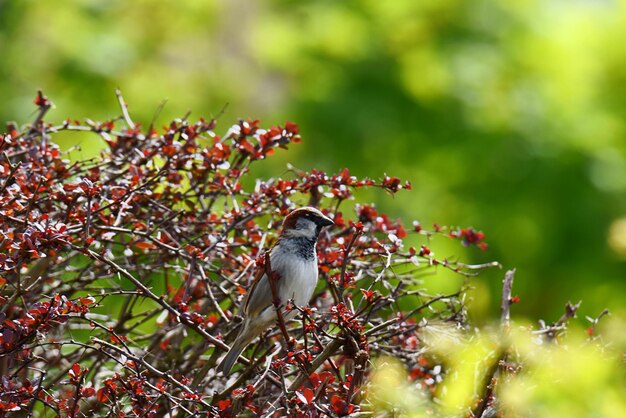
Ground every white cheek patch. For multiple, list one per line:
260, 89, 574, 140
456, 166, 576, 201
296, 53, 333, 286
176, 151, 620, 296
285, 218, 317, 238
284, 229, 313, 238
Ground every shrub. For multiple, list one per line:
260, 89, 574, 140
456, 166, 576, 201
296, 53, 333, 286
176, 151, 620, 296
367, 280, 625, 418
0, 92, 496, 416
4, 92, 618, 418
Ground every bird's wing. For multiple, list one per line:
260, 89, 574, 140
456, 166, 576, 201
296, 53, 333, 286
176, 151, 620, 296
241, 265, 273, 319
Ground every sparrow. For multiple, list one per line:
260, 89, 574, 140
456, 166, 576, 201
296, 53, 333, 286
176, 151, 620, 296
217, 206, 334, 375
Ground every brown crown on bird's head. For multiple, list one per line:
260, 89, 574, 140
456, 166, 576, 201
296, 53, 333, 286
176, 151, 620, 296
281, 207, 334, 237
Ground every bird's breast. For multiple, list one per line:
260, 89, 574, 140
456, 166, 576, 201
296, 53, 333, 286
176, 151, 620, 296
271, 247, 319, 307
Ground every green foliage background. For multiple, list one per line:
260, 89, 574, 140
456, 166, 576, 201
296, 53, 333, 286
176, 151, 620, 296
2, 0, 625, 321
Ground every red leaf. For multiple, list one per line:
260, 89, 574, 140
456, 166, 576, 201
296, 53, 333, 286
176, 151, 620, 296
331, 394, 349, 414
81, 387, 96, 397
238, 139, 256, 154
217, 399, 231, 411
285, 121, 299, 134
159, 339, 171, 350
302, 388, 314, 404
97, 387, 110, 403
1, 403, 21, 412
69, 363, 81, 378
134, 241, 157, 250
360, 289, 376, 302
80, 296, 96, 305
34, 91, 49, 107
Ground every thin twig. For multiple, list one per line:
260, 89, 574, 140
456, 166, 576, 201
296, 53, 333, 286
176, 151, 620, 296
71, 243, 279, 389
339, 226, 362, 300
0, 152, 21, 195
28, 90, 52, 137
500, 269, 516, 329
92, 337, 212, 409
473, 269, 516, 418
116, 89, 135, 129
288, 338, 343, 391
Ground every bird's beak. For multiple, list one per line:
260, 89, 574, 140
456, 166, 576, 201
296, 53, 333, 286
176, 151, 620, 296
319, 214, 334, 227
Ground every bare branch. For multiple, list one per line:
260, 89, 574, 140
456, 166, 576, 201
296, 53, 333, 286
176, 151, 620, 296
116, 89, 135, 129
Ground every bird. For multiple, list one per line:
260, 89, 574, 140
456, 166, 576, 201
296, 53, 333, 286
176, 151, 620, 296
217, 206, 334, 375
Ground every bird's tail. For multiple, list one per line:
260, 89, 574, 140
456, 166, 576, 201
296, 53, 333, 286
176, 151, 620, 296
217, 328, 253, 376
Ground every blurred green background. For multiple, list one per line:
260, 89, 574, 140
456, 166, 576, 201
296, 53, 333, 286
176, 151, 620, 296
1, 0, 625, 322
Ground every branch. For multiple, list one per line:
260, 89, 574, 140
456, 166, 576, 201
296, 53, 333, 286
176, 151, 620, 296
0, 152, 21, 195
288, 338, 343, 391
116, 89, 135, 129
28, 90, 52, 137
473, 269, 516, 418
554, 300, 582, 329
92, 337, 212, 409
500, 269, 516, 329
339, 225, 362, 300
74, 243, 279, 390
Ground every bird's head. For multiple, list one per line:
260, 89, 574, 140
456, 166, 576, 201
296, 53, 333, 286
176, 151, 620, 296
281, 207, 334, 240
